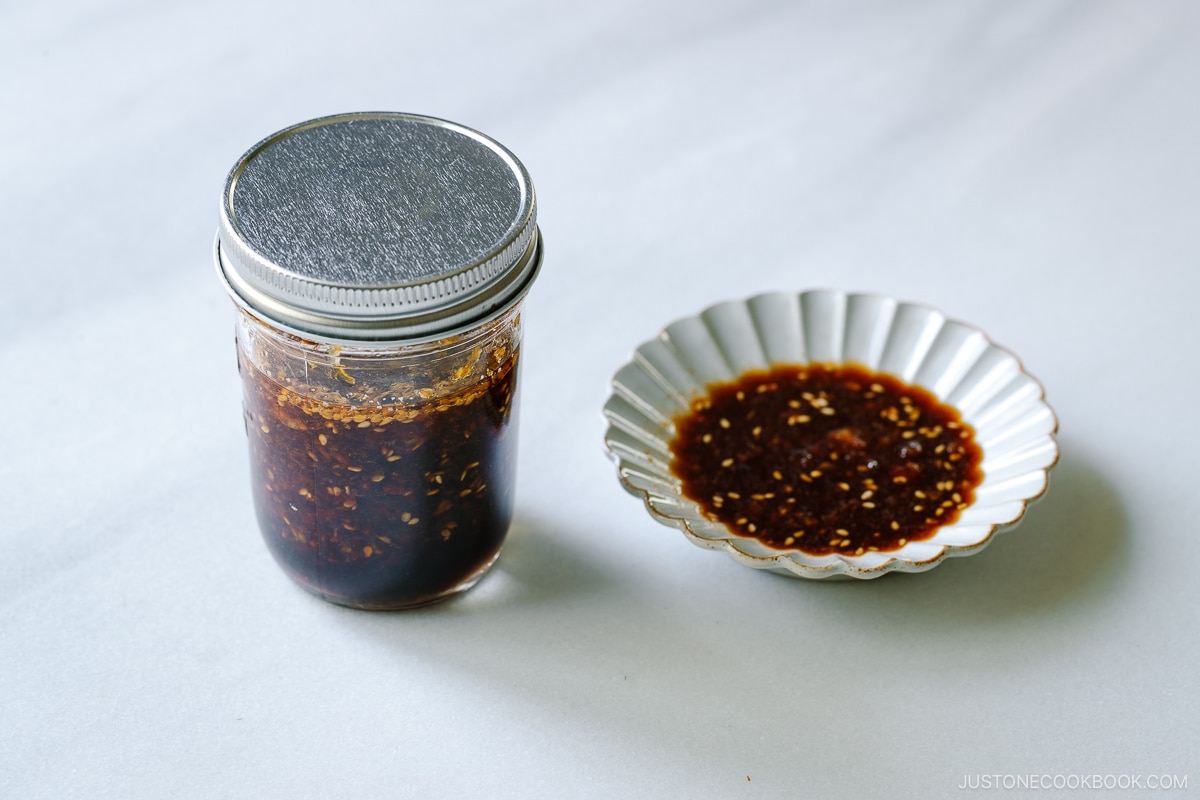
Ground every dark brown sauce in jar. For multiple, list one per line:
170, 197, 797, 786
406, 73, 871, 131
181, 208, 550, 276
669, 364, 984, 556
239, 329, 519, 609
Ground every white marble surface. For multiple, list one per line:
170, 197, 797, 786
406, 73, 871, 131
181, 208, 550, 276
2, 1, 1197, 797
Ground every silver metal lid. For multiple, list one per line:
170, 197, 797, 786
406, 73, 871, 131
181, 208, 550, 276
216, 112, 541, 341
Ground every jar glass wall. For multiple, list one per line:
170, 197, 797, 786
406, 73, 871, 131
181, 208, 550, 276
235, 303, 524, 609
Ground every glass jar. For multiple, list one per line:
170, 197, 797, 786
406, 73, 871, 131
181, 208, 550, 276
215, 113, 542, 609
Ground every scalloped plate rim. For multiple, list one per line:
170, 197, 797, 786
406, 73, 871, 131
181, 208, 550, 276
602, 288, 1060, 581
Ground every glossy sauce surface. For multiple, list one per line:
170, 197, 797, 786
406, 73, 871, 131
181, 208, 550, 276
669, 364, 984, 556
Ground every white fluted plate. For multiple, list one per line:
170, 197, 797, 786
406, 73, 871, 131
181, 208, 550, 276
602, 289, 1059, 580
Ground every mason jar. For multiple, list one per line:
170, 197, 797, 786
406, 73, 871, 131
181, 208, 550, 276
215, 112, 542, 610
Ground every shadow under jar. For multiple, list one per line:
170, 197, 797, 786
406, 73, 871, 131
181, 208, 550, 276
216, 112, 543, 609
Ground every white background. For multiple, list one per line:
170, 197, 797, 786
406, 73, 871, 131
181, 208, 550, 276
2, 1, 1197, 797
